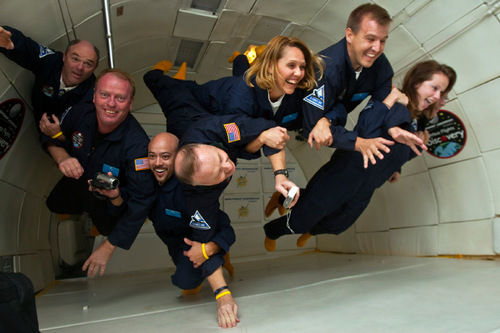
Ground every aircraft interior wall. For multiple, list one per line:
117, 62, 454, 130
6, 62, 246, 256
0, 0, 499, 294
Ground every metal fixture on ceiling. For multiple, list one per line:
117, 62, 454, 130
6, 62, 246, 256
102, 0, 114, 68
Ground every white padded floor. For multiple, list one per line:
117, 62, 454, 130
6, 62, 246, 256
36, 251, 500, 332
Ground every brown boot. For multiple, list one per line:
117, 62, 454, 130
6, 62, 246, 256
297, 232, 312, 248
152, 60, 173, 73
182, 283, 202, 296
264, 237, 276, 252
227, 51, 241, 63
223, 252, 234, 277
173, 62, 187, 80
264, 192, 285, 217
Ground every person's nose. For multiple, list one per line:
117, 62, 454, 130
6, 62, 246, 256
155, 156, 163, 167
222, 161, 232, 173
434, 90, 442, 101
371, 40, 381, 53
75, 61, 84, 71
107, 97, 117, 108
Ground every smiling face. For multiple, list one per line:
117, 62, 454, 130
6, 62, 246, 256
93, 72, 134, 134
148, 133, 179, 186
189, 145, 236, 186
346, 15, 389, 71
268, 46, 306, 101
62, 41, 98, 87
415, 72, 449, 112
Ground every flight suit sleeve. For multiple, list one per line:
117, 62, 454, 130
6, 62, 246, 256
106, 139, 156, 250
210, 212, 235, 253
0, 26, 56, 73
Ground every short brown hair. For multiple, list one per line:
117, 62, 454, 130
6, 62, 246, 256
245, 35, 324, 91
95, 68, 136, 99
347, 3, 392, 33
174, 143, 200, 185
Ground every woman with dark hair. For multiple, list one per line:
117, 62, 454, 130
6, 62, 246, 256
263, 60, 457, 250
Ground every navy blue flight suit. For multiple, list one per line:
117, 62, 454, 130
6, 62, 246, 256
143, 68, 304, 157
0, 26, 95, 128
302, 37, 394, 150
179, 113, 277, 247
144, 69, 278, 270
264, 100, 418, 239
45, 103, 155, 250
149, 175, 235, 289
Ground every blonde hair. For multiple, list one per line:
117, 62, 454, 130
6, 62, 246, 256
245, 36, 324, 91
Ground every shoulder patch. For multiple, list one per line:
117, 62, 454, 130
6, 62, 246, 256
224, 122, 241, 143
134, 157, 150, 171
303, 85, 324, 110
189, 210, 211, 230
38, 45, 55, 58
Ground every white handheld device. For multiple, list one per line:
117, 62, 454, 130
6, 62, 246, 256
283, 186, 299, 209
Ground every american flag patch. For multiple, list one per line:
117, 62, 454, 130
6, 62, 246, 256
224, 123, 241, 143
134, 157, 150, 171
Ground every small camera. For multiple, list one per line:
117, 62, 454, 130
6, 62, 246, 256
90, 172, 119, 190
283, 186, 299, 209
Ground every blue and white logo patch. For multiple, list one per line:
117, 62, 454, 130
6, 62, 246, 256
303, 85, 324, 110
38, 45, 55, 58
189, 210, 211, 230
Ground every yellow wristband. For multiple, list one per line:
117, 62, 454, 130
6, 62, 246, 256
51, 131, 63, 139
215, 290, 231, 300
202, 243, 209, 260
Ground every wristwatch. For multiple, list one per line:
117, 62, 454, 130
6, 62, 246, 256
273, 169, 289, 178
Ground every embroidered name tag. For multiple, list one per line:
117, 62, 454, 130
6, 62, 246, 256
351, 92, 369, 102
165, 209, 182, 218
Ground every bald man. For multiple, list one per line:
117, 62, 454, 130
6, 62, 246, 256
0, 25, 99, 140
148, 133, 239, 328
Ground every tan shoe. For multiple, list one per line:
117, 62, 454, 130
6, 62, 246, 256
264, 192, 285, 217
152, 60, 173, 73
182, 283, 202, 296
264, 237, 276, 252
173, 62, 187, 80
296, 232, 312, 248
228, 51, 241, 63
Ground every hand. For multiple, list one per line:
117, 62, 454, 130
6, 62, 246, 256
82, 240, 116, 277
415, 130, 430, 146
183, 238, 207, 268
308, 117, 333, 150
274, 175, 300, 208
384, 87, 409, 108
259, 126, 289, 150
388, 171, 400, 183
388, 127, 428, 155
39, 113, 62, 138
354, 137, 394, 169
0, 27, 14, 50
216, 293, 240, 328
58, 156, 84, 179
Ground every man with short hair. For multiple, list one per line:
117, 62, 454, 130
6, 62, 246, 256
148, 133, 239, 328
45, 69, 155, 277
0, 26, 99, 137
303, 3, 425, 167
